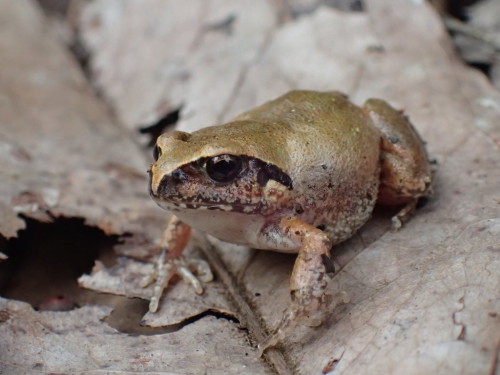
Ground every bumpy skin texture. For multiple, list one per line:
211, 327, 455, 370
148, 90, 432, 352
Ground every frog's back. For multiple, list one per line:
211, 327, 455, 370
233, 90, 382, 244
233, 90, 368, 136
232, 90, 381, 179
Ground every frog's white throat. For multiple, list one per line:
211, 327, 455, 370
166, 203, 298, 252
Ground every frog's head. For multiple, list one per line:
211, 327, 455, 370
149, 126, 293, 215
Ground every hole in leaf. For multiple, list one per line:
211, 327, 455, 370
139, 107, 182, 147
0, 216, 119, 311
0, 216, 240, 336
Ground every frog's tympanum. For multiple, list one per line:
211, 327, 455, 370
146, 90, 432, 353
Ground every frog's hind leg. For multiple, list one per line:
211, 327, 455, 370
141, 215, 213, 312
363, 99, 433, 230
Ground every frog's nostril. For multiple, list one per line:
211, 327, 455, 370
171, 168, 187, 183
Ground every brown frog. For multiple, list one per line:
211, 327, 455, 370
145, 90, 432, 352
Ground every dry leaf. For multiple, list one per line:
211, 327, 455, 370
1, 0, 499, 374
0, 0, 267, 373
0, 298, 269, 374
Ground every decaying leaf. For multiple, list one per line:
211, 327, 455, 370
0, 0, 266, 373
0, 298, 270, 374
0, 0, 499, 374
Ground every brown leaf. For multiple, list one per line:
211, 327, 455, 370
1, 0, 499, 374
76, 0, 500, 373
0, 0, 269, 373
0, 298, 269, 374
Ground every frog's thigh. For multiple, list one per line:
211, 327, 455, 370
378, 152, 424, 205
378, 152, 423, 229
364, 99, 432, 227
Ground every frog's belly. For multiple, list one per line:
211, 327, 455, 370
173, 209, 299, 253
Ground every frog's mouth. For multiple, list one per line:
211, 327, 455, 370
152, 193, 261, 214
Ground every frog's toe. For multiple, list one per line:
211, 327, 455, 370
177, 262, 203, 294
390, 199, 418, 231
258, 295, 322, 355
141, 248, 212, 313
257, 311, 293, 356
187, 258, 213, 283
258, 331, 283, 357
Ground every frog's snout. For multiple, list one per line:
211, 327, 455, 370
153, 168, 188, 198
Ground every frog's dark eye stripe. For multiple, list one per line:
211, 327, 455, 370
256, 163, 293, 190
153, 145, 162, 161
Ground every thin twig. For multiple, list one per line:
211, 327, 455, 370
199, 242, 294, 375
445, 16, 500, 53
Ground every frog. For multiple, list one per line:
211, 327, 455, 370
145, 90, 432, 353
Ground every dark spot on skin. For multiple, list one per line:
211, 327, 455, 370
328, 183, 333, 189
321, 164, 328, 170
316, 225, 326, 231
295, 231, 301, 235
321, 254, 335, 275
388, 135, 400, 144
295, 204, 304, 214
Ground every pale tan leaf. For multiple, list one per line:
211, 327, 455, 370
76, 1, 500, 374
1, 0, 499, 374
0, 0, 268, 374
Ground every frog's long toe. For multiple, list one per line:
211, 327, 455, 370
141, 247, 213, 313
257, 294, 317, 356
258, 328, 285, 356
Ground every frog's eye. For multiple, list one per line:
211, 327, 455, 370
153, 145, 162, 161
206, 155, 242, 183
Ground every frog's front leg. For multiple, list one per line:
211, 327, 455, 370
141, 215, 213, 312
259, 216, 334, 354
